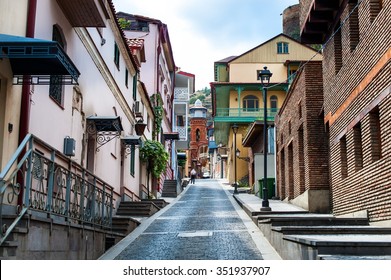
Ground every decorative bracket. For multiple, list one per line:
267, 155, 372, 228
86, 116, 123, 151
121, 136, 142, 157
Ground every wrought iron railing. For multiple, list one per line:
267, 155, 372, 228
214, 108, 279, 121
0, 134, 114, 245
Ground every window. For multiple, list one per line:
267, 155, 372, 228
370, 0, 383, 22
349, 2, 360, 51
132, 74, 137, 101
125, 68, 129, 88
353, 123, 363, 171
243, 95, 259, 111
277, 42, 289, 54
196, 129, 200, 142
270, 95, 278, 113
114, 42, 120, 69
49, 25, 65, 105
130, 145, 135, 176
177, 115, 184, 126
334, 25, 342, 74
340, 136, 348, 178
369, 107, 382, 162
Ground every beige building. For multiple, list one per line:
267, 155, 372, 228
211, 33, 322, 195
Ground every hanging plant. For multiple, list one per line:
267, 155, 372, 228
139, 139, 169, 178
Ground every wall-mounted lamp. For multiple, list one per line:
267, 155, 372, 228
235, 148, 250, 162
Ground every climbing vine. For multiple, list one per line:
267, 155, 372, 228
151, 93, 163, 140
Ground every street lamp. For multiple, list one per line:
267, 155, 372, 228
232, 123, 239, 194
258, 66, 273, 211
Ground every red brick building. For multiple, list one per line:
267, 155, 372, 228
275, 61, 330, 213
188, 100, 208, 175
300, 0, 391, 224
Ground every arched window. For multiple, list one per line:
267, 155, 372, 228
243, 95, 259, 112
196, 129, 200, 142
50, 25, 66, 105
270, 95, 278, 113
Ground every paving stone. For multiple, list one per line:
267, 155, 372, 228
114, 181, 265, 260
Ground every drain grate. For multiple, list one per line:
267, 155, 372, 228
177, 231, 213, 237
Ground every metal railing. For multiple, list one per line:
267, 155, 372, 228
214, 108, 279, 121
0, 134, 114, 245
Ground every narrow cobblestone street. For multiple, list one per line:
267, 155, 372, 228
104, 179, 279, 260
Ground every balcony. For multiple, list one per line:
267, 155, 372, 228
174, 87, 189, 102
214, 108, 279, 123
56, 0, 107, 27
173, 125, 187, 141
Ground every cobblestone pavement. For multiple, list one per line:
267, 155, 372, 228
113, 179, 276, 260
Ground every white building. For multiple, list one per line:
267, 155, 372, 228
0, 0, 154, 259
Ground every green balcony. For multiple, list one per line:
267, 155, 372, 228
214, 108, 279, 123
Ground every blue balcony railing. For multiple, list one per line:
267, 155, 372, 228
214, 108, 279, 122
0, 134, 114, 245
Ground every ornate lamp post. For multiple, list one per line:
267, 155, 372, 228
258, 66, 272, 211
232, 123, 239, 194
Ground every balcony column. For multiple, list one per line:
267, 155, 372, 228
235, 86, 243, 117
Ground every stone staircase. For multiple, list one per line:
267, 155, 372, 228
233, 194, 391, 260
115, 201, 161, 217
255, 212, 391, 260
0, 215, 28, 260
161, 180, 178, 198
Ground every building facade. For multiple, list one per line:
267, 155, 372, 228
117, 12, 177, 194
0, 0, 156, 258
211, 33, 322, 193
188, 100, 209, 177
275, 61, 330, 212
300, 0, 391, 224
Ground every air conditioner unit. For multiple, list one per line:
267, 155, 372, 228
133, 101, 142, 118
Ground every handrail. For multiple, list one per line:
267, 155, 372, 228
0, 134, 32, 245
0, 134, 115, 245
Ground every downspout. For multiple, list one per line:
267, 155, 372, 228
18, 0, 37, 206
19, 0, 36, 142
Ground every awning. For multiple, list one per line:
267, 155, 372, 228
0, 34, 80, 85
86, 116, 123, 151
163, 132, 180, 141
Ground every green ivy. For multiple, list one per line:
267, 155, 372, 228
151, 93, 163, 140
139, 140, 169, 178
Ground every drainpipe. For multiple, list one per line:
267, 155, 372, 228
18, 0, 37, 206
19, 0, 36, 142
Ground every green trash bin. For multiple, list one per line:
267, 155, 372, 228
258, 178, 275, 199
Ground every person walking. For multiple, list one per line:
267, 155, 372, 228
190, 168, 197, 184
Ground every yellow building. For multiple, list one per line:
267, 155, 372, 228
210, 33, 322, 194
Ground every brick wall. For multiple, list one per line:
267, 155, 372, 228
276, 61, 329, 202
314, 0, 391, 222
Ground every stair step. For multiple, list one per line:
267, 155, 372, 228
283, 234, 391, 258
258, 215, 369, 226
317, 254, 391, 260
272, 225, 391, 235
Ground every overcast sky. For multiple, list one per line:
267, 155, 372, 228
112, 0, 299, 90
